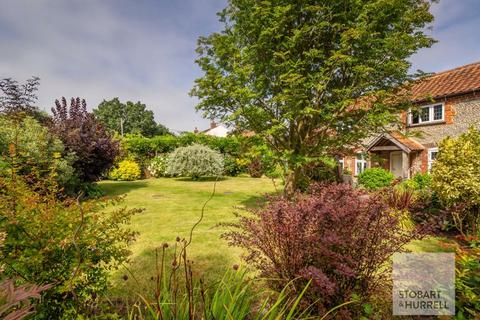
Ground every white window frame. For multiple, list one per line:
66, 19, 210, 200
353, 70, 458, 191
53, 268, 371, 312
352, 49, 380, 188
355, 153, 368, 175
408, 103, 445, 126
428, 147, 438, 172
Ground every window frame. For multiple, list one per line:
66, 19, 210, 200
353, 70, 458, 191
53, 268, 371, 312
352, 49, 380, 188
428, 147, 439, 172
408, 103, 445, 126
355, 153, 368, 176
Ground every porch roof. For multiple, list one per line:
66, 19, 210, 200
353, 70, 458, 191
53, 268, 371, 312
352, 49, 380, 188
366, 131, 424, 153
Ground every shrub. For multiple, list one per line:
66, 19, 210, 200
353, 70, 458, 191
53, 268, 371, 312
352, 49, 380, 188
167, 144, 223, 179
247, 157, 263, 178
223, 154, 244, 176
455, 236, 480, 319
431, 127, 480, 235
357, 167, 395, 190
223, 183, 421, 317
0, 169, 140, 317
109, 159, 141, 181
51, 97, 120, 182
147, 155, 169, 178
0, 116, 76, 191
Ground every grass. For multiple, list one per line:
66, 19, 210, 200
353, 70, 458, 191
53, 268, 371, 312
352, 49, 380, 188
99, 176, 279, 297
99, 176, 452, 299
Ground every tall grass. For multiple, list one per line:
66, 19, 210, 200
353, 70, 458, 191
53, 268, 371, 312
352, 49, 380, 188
122, 239, 353, 320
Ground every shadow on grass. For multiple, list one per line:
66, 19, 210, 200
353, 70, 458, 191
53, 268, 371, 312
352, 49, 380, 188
99, 180, 150, 196
239, 191, 280, 209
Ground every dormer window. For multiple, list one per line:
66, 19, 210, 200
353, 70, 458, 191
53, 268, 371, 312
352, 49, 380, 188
409, 103, 445, 126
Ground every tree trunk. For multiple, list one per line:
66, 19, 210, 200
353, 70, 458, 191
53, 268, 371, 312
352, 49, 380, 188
284, 166, 303, 198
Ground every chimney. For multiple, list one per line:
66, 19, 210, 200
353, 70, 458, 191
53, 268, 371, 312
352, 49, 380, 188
194, 127, 199, 134
210, 120, 217, 129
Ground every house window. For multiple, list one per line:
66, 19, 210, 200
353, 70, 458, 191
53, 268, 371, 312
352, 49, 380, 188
355, 153, 368, 175
409, 103, 444, 125
428, 148, 438, 171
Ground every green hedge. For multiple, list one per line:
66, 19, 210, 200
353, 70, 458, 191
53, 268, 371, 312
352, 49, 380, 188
123, 133, 242, 159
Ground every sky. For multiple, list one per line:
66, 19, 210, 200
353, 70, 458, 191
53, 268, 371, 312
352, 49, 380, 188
0, 0, 479, 132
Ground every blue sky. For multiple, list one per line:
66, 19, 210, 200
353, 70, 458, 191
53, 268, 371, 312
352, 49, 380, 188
0, 0, 479, 132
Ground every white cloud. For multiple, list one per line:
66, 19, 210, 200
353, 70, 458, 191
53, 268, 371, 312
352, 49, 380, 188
0, 0, 226, 132
1, 0, 478, 132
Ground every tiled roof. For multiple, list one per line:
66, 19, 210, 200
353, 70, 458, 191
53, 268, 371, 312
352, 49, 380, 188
412, 61, 480, 102
389, 131, 424, 151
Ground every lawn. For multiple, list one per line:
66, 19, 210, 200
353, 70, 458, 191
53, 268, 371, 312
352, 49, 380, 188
99, 176, 279, 297
100, 176, 452, 298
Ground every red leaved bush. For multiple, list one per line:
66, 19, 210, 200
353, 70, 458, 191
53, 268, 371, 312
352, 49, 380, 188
51, 97, 119, 182
222, 183, 423, 317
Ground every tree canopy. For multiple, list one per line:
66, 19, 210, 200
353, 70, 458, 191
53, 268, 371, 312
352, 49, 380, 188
191, 0, 435, 193
93, 98, 170, 137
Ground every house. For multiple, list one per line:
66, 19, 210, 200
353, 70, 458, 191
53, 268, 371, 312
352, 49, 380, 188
342, 61, 480, 179
194, 121, 230, 137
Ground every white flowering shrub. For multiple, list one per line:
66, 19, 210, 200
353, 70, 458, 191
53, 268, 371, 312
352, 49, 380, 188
147, 154, 169, 178
167, 144, 224, 179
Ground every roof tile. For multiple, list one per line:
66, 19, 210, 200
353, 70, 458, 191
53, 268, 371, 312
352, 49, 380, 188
412, 61, 480, 102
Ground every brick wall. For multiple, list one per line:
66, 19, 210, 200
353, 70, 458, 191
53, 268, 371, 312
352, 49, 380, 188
407, 93, 480, 146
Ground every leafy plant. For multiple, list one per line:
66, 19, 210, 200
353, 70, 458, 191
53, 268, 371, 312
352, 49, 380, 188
51, 97, 120, 182
167, 144, 224, 180
357, 167, 395, 191
431, 127, 480, 235
0, 163, 140, 317
109, 159, 142, 181
455, 239, 480, 319
223, 183, 422, 317
0, 116, 76, 191
223, 154, 244, 177
147, 155, 169, 178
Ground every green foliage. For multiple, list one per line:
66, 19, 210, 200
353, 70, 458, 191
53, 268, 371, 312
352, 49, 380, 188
0, 169, 139, 317
109, 160, 142, 181
123, 133, 242, 162
0, 116, 76, 191
432, 127, 480, 234
167, 144, 224, 179
191, 0, 435, 192
223, 154, 245, 176
94, 98, 170, 137
455, 241, 480, 319
147, 155, 169, 178
357, 167, 395, 190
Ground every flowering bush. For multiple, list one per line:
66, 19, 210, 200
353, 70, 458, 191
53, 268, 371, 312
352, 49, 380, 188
109, 159, 141, 181
223, 183, 421, 317
167, 144, 223, 179
357, 167, 395, 190
147, 154, 169, 178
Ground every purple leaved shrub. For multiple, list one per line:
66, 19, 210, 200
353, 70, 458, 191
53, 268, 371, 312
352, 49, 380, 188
223, 183, 423, 317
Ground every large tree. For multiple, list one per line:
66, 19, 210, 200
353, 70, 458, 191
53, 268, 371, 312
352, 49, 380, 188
94, 98, 169, 137
191, 0, 435, 193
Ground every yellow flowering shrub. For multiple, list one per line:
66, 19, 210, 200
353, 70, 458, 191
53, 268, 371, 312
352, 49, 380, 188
109, 160, 141, 181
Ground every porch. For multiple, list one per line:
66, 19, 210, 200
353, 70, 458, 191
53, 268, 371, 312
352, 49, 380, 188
366, 132, 425, 179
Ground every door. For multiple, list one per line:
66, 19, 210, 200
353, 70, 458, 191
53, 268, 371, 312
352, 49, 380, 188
390, 151, 403, 178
